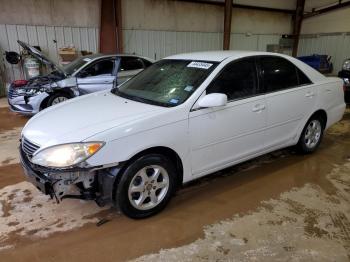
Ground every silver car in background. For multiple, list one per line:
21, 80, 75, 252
7, 41, 153, 115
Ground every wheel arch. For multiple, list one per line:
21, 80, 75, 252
309, 109, 328, 128
112, 146, 184, 200
294, 109, 328, 145
40, 89, 74, 110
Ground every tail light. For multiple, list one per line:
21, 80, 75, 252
13, 80, 28, 88
344, 78, 350, 91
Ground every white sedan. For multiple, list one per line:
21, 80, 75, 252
20, 51, 346, 218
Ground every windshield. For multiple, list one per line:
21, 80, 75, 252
112, 59, 218, 107
63, 57, 91, 75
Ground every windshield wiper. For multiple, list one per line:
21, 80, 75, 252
112, 89, 172, 107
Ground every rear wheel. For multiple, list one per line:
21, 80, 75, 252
115, 154, 176, 219
47, 93, 70, 107
296, 116, 325, 154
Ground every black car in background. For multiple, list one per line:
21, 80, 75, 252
338, 58, 350, 104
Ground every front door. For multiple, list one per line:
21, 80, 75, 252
189, 57, 267, 177
77, 58, 116, 94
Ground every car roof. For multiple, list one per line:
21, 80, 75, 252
87, 53, 154, 62
165, 50, 297, 62
165, 50, 326, 82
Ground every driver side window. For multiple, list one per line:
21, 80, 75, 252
81, 59, 114, 77
206, 58, 258, 101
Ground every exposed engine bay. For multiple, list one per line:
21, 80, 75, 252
25, 71, 65, 90
12, 71, 78, 98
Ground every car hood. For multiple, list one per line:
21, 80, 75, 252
22, 91, 164, 148
18, 40, 66, 76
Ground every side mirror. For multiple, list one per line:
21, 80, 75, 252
197, 93, 227, 108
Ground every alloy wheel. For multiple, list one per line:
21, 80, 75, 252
128, 165, 169, 210
52, 96, 68, 105
304, 120, 322, 149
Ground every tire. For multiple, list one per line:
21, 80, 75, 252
47, 93, 70, 107
115, 154, 177, 219
296, 116, 325, 154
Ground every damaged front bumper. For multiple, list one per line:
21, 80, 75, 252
7, 84, 49, 115
20, 148, 122, 206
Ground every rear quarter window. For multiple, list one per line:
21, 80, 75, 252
142, 59, 153, 68
296, 67, 313, 85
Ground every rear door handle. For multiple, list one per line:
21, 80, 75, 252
252, 104, 266, 112
305, 92, 315, 98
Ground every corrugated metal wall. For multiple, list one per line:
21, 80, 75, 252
0, 24, 99, 82
6, 26, 347, 83
230, 33, 281, 51
298, 33, 350, 73
123, 30, 222, 60
123, 29, 281, 60
123, 29, 350, 74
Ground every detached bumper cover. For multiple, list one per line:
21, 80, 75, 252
20, 147, 123, 205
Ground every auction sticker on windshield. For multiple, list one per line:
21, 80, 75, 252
187, 61, 213, 70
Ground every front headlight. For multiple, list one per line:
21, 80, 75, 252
31, 142, 104, 168
343, 59, 350, 71
26, 89, 40, 95
16, 88, 27, 95
42, 82, 58, 89
17, 88, 41, 96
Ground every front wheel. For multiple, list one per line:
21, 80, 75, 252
115, 154, 177, 219
296, 116, 325, 154
47, 93, 70, 107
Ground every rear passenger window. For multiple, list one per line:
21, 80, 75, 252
206, 58, 257, 101
120, 57, 144, 71
142, 59, 153, 68
260, 56, 298, 92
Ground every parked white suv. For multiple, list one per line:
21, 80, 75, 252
20, 51, 346, 218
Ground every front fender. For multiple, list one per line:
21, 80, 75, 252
85, 119, 192, 183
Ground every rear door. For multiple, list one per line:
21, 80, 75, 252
77, 58, 116, 94
117, 57, 147, 84
259, 56, 316, 148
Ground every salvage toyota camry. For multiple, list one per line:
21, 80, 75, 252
20, 51, 346, 218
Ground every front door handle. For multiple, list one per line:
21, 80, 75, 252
252, 104, 266, 112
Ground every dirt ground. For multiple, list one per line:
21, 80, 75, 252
0, 98, 349, 261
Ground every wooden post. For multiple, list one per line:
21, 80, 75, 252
223, 0, 232, 50
292, 0, 305, 57
99, 0, 123, 54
